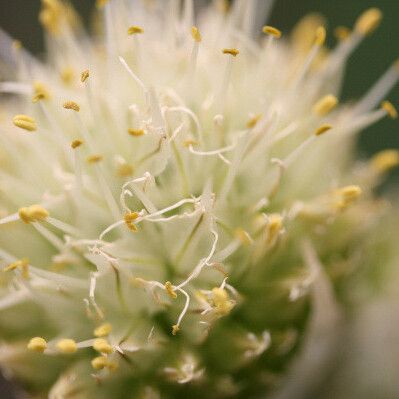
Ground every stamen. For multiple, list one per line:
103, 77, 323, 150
128, 128, 145, 137
18, 205, 49, 223
94, 323, 112, 337
12, 114, 37, 131
313, 95, 338, 116
333, 185, 362, 211
91, 355, 108, 370
60, 67, 75, 85
27, 337, 47, 353
165, 281, 177, 299
63, 101, 80, 112
292, 26, 326, 89
93, 338, 113, 354
87, 154, 103, 164
128, 25, 144, 35
246, 114, 263, 129
116, 159, 134, 177
71, 139, 83, 149
172, 324, 180, 336
222, 48, 240, 57
32, 81, 50, 103
381, 100, 398, 119
340, 185, 362, 199
81, 69, 90, 83
234, 228, 253, 246
315, 124, 333, 136
262, 26, 282, 39
4, 258, 30, 279
39, 0, 63, 35
191, 26, 202, 42
370, 150, 399, 173
56, 338, 78, 354
334, 26, 351, 41
124, 212, 139, 232
314, 26, 327, 46
211, 287, 234, 316
266, 214, 283, 245
355, 8, 383, 36
12, 40, 22, 50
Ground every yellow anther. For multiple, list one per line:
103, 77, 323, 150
246, 114, 262, 129
93, 338, 113, 354
292, 13, 326, 53
333, 185, 362, 211
234, 228, 252, 246
172, 324, 180, 336
96, 0, 109, 9
4, 258, 30, 279
371, 150, 399, 174
222, 48, 239, 57
12, 40, 22, 50
267, 214, 283, 244
81, 69, 90, 83
27, 337, 47, 353
60, 67, 75, 85
355, 8, 383, 36
334, 26, 351, 41
39, 0, 63, 35
124, 212, 139, 232
87, 154, 103, 164
212, 287, 234, 316
128, 25, 144, 35
91, 355, 108, 370
32, 81, 50, 103
164, 281, 177, 299
183, 139, 199, 148
314, 26, 326, 46
128, 128, 145, 137
18, 205, 49, 223
71, 139, 83, 149
313, 94, 338, 116
63, 101, 80, 112
13, 114, 37, 132
381, 101, 398, 119
116, 162, 134, 177
56, 338, 77, 354
340, 185, 362, 200
94, 322, 112, 337
315, 124, 333, 136
262, 25, 282, 39
191, 26, 202, 42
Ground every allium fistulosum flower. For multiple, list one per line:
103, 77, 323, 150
0, 1, 398, 398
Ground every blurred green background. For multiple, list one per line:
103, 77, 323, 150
0, 0, 398, 398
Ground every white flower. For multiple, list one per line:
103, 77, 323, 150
0, 1, 398, 397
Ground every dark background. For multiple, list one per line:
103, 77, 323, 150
0, 0, 398, 397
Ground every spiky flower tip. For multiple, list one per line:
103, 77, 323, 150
0, 1, 398, 398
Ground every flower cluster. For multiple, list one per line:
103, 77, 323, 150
0, 1, 398, 398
